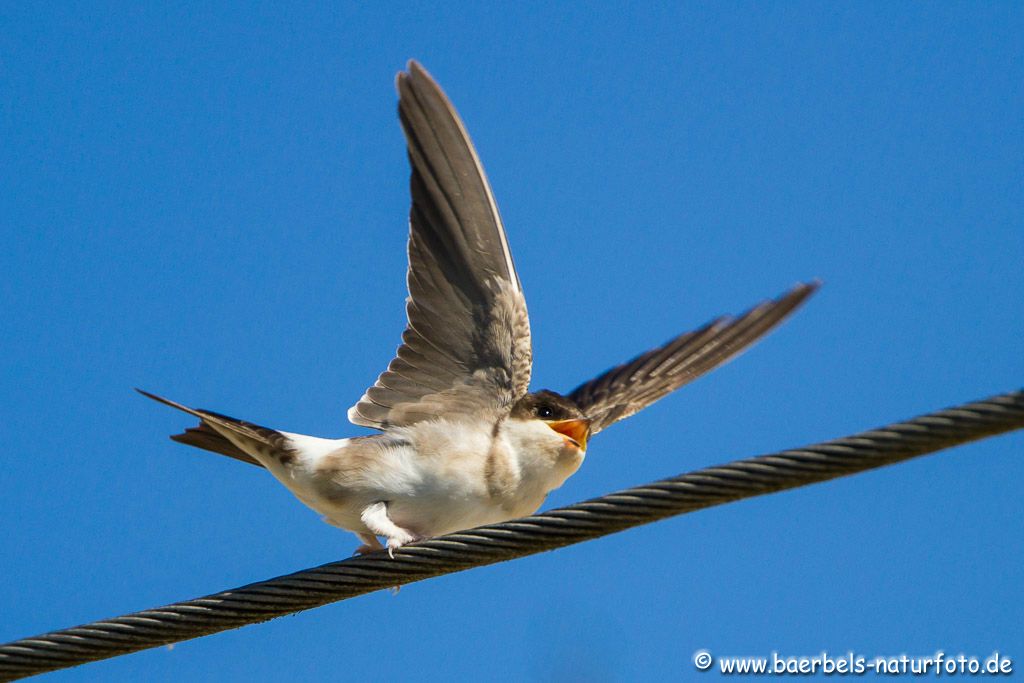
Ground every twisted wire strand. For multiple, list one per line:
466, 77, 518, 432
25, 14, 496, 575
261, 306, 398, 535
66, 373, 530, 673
1, 389, 1021, 680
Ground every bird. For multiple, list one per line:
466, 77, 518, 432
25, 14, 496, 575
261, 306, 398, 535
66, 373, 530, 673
140, 61, 818, 557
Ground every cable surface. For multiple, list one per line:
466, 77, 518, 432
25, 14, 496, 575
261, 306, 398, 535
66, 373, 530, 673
1, 389, 1022, 680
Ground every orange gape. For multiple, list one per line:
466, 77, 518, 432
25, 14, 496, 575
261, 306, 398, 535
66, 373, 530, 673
548, 419, 592, 450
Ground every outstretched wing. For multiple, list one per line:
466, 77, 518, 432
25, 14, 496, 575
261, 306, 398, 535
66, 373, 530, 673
348, 61, 532, 430
569, 282, 819, 434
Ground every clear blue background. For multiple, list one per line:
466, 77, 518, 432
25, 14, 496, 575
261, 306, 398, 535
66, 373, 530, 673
2, 3, 1021, 680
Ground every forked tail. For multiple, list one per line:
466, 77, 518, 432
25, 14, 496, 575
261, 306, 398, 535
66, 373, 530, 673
136, 389, 291, 469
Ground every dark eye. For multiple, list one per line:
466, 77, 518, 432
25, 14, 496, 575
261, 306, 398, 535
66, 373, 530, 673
537, 405, 554, 419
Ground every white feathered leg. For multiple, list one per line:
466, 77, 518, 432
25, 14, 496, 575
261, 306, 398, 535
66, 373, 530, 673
360, 501, 421, 558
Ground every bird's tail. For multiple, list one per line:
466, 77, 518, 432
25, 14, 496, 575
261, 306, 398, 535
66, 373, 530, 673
136, 389, 292, 469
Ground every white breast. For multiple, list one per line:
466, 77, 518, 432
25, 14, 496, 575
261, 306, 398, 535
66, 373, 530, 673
262, 418, 584, 540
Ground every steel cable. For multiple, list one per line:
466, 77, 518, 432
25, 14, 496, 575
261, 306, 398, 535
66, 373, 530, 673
1, 389, 1021, 680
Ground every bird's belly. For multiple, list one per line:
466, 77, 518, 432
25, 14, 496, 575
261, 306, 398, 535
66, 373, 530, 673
264, 468, 370, 532
288, 471, 513, 538
261, 433, 489, 536
263, 423, 573, 539
386, 492, 538, 538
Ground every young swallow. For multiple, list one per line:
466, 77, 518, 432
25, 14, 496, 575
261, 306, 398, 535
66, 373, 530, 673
140, 61, 818, 556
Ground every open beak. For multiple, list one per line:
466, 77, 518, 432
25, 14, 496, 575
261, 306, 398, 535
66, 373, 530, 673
547, 418, 591, 451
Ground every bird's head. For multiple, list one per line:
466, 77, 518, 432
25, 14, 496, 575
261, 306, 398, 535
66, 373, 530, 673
510, 390, 591, 452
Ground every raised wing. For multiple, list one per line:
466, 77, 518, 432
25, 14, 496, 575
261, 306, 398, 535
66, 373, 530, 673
348, 61, 532, 429
569, 282, 819, 434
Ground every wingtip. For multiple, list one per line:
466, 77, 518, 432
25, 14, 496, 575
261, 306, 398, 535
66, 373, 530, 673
397, 59, 444, 99
784, 279, 823, 305
396, 59, 426, 88
790, 278, 822, 294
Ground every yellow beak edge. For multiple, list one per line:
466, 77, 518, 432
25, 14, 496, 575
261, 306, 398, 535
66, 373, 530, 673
547, 418, 591, 451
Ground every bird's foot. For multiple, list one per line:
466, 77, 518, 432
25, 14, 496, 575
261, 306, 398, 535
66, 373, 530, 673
360, 501, 422, 559
385, 530, 423, 559
385, 532, 424, 594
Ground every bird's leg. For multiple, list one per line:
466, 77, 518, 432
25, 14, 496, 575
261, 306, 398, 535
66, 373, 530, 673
353, 532, 384, 556
360, 501, 421, 558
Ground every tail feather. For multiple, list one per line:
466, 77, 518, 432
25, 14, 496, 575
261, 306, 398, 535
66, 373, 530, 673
171, 423, 263, 467
136, 389, 294, 469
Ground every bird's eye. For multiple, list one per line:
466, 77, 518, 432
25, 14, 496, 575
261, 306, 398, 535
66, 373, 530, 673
537, 405, 554, 419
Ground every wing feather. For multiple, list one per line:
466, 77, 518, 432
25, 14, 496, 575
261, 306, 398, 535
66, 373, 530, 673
569, 282, 819, 434
348, 62, 532, 429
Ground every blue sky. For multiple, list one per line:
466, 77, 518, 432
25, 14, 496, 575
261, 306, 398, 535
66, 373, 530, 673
2, 3, 1022, 680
